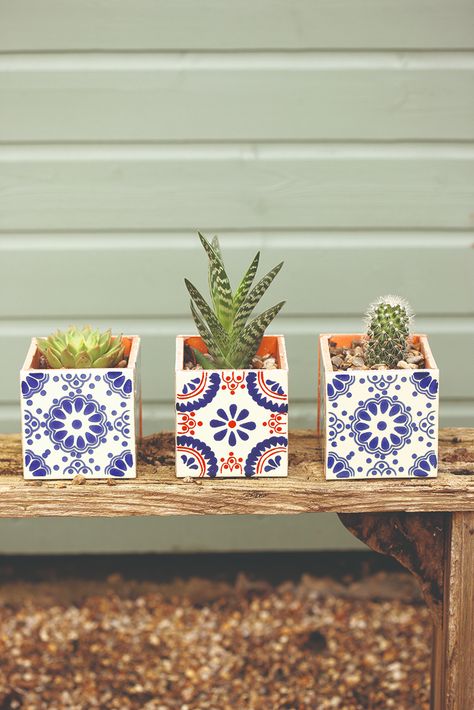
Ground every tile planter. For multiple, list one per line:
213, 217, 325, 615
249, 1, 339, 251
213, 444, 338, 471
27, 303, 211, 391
319, 334, 439, 480
20, 336, 141, 480
175, 335, 288, 478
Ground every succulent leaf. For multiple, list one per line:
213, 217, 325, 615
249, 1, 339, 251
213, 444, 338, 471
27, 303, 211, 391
186, 234, 285, 369
232, 261, 283, 336
232, 251, 260, 313
37, 325, 125, 369
229, 301, 286, 368
198, 232, 233, 330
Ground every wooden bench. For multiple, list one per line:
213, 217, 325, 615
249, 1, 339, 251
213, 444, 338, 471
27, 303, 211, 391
1, 427, 473, 709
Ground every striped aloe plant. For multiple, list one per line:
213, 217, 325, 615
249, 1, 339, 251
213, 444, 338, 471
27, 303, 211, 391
185, 233, 285, 369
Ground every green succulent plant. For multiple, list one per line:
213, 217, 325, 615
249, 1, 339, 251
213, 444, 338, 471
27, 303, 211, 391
37, 325, 126, 369
185, 233, 285, 369
365, 295, 413, 368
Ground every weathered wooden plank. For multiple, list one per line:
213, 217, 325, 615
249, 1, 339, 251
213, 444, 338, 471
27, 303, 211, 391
0, 326, 473, 403
1, 234, 472, 317
431, 512, 474, 709
1, 147, 473, 230
2, 60, 473, 141
0, 429, 472, 518
1, 1, 472, 50
443, 512, 474, 709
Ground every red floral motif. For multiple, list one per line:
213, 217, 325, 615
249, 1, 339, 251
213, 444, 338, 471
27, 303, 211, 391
219, 451, 243, 475
177, 411, 202, 436
220, 371, 246, 396
263, 412, 287, 435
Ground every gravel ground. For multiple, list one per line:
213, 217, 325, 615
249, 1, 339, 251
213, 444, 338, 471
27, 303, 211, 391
0, 557, 431, 710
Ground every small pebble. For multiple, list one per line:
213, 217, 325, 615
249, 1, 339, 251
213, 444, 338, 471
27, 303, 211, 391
72, 474, 86, 485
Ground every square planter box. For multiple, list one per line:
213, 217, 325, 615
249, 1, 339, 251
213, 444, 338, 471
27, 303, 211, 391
175, 335, 289, 478
20, 336, 141, 480
319, 334, 439, 480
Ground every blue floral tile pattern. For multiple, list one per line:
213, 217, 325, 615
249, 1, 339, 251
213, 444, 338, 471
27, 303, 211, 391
324, 358, 439, 480
210, 404, 256, 446
175, 342, 289, 478
21, 346, 139, 479
351, 396, 413, 455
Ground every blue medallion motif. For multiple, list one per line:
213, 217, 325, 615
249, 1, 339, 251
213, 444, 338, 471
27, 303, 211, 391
45, 394, 107, 454
326, 452, 355, 479
24, 450, 51, 477
246, 372, 288, 413
351, 396, 412, 455
327, 374, 355, 401
366, 460, 397, 477
24, 410, 40, 439
419, 411, 437, 440
60, 373, 92, 390
210, 403, 256, 446
64, 459, 93, 476
113, 410, 131, 438
244, 436, 288, 477
409, 451, 438, 478
327, 412, 345, 441
176, 435, 219, 477
411, 371, 438, 400
21, 372, 49, 398
104, 371, 133, 398
176, 372, 221, 413
367, 373, 396, 392
106, 450, 134, 477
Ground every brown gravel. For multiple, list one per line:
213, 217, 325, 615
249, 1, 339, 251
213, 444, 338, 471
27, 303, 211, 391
330, 339, 425, 372
0, 570, 431, 709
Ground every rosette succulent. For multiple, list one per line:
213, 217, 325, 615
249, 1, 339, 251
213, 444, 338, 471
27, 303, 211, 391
185, 233, 285, 369
365, 295, 413, 368
37, 325, 126, 369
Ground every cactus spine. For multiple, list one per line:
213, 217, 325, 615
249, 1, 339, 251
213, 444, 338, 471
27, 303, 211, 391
365, 296, 413, 368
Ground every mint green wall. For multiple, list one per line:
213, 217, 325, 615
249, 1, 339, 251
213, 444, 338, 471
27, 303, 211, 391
0, 1, 473, 553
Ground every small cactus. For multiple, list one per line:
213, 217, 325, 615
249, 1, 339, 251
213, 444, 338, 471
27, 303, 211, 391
365, 296, 413, 368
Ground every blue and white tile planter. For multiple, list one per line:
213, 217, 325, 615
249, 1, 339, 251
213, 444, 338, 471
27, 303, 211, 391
175, 335, 289, 478
320, 334, 439, 480
20, 336, 141, 480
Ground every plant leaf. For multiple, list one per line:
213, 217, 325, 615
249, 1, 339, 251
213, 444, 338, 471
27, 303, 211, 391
189, 300, 233, 368
184, 279, 227, 348
192, 347, 213, 370
233, 251, 260, 313
198, 232, 233, 330
232, 261, 283, 336
230, 300, 286, 368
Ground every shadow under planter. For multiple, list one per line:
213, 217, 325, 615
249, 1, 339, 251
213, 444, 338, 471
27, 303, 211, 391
175, 335, 289, 478
319, 334, 439, 480
20, 336, 141, 480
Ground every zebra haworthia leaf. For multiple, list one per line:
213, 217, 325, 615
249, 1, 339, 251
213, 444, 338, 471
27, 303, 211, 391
185, 233, 285, 369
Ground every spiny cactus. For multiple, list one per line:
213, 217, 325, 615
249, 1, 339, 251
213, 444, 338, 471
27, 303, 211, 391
37, 325, 126, 369
185, 233, 285, 369
365, 296, 413, 368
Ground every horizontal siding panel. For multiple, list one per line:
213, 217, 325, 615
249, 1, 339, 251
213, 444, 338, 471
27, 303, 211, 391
1, 234, 472, 317
1, 146, 473, 230
0, 1, 473, 50
0, 400, 472, 435
2, 60, 474, 141
2, 321, 472, 401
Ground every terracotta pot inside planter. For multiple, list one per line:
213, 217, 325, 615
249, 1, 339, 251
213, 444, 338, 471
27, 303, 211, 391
319, 334, 439, 480
20, 336, 141, 480
175, 335, 289, 478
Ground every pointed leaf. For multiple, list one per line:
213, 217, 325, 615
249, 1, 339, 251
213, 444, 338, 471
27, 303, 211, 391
233, 251, 260, 313
192, 347, 214, 370
230, 301, 286, 368
184, 279, 227, 347
190, 300, 233, 368
232, 261, 283, 335
198, 232, 233, 329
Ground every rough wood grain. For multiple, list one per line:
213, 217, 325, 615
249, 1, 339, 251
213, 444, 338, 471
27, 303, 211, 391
338, 512, 447, 624
440, 512, 474, 709
0, 429, 472, 518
